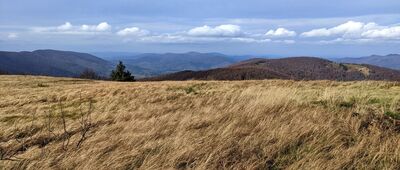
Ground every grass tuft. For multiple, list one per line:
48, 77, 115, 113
384, 111, 400, 120
37, 83, 49, 87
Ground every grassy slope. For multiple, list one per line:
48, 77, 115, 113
1, 75, 400, 169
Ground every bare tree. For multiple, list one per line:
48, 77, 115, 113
58, 100, 70, 151
76, 95, 94, 148
79, 68, 101, 80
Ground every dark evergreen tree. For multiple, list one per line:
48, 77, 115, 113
110, 61, 135, 81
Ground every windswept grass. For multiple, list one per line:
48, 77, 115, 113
0, 75, 400, 169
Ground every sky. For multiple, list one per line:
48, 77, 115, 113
1, 0, 400, 57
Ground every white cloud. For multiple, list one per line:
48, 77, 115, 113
80, 25, 90, 31
57, 22, 73, 31
361, 26, 400, 39
80, 22, 111, 31
139, 34, 198, 43
25, 19, 399, 45
301, 21, 368, 37
117, 27, 150, 36
133, 24, 294, 44
329, 21, 366, 36
96, 22, 111, 31
7, 33, 18, 39
79, 22, 111, 31
206, 14, 400, 30
230, 37, 271, 43
33, 22, 111, 34
301, 21, 380, 38
301, 28, 331, 37
265, 28, 296, 38
187, 24, 243, 37
301, 21, 400, 41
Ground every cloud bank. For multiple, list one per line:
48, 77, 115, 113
301, 21, 400, 40
24, 20, 400, 44
33, 22, 111, 34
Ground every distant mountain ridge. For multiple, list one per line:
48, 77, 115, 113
90, 52, 141, 60
0, 50, 112, 77
145, 57, 400, 81
118, 52, 236, 76
2, 50, 400, 81
0, 50, 238, 78
334, 54, 400, 70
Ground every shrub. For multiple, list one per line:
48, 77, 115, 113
79, 68, 101, 80
184, 87, 197, 94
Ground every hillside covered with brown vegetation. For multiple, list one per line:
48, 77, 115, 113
335, 54, 400, 70
146, 57, 400, 81
1, 76, 400, 169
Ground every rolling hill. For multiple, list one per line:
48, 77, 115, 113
0, 50, 112, 77
334, 54, 400, 70
146, 57, 400, 81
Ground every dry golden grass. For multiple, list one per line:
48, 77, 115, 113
1, 75, 400, 169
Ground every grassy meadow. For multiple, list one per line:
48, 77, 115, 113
1, 75, 400, 169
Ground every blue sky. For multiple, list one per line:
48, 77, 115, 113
1, 0, 400, 57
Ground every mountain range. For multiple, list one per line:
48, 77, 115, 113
0, 50, 236, 78
146, 57, 400, 81
1, 49, 400, 81
116, 52, 236, 77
